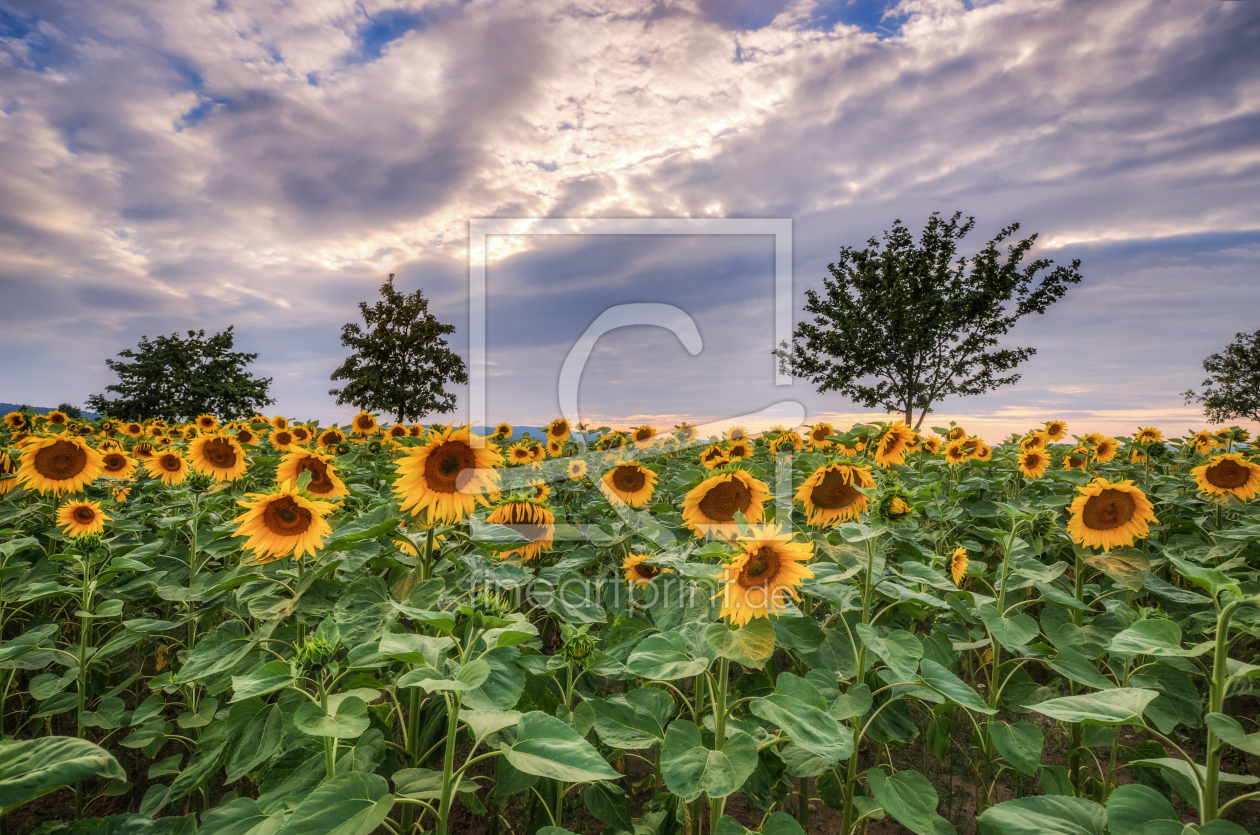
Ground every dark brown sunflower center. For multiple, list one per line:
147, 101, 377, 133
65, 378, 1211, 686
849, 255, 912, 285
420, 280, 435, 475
552, 422, 568, 435
494, 503, 549, 541
698, 479, 752, 523
199, 418, 214, 427
262, 496, 313, 536
203, 438, 238, 468
293, 428, 310, 441
159, 454, 182, 471
275, 431, 293, 445
73, 505, 96, 523
811, 427, 829, 442
103, 454, 127, 472
1082, 489, 1136, 531
739, 546, 780, 588
49, 413, 66, 424
1023, 453, 1043, 469
703, 447, 722, 461
34, 440, 88, 480
634, 428, 652, 441
1206, 459, 1250, 490
292, 457, 334, 494
948, 447, 966, 460
811, 469, 860, 510
424, 441, 477, 493
235, 430, 252, 444
612, 466, 646, 493
636, 563, 660, 579
356, 416, 373, 429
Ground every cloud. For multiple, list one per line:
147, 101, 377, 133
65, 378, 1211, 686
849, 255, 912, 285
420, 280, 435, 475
0, 0, 1257, 438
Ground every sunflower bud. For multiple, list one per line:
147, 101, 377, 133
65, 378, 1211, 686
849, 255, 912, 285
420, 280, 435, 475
561, 624, 596, 666
186, 470, 213, 494
473, 588, 515, 619
877, 486, 915, 522
1031, 509, 1058, 540
335, 442, 351, 456
76, 533, 103, 551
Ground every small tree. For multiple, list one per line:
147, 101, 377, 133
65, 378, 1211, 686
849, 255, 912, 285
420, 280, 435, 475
57, 403, 82, 419
87, 327, 274, 422
779, 212, 1083, 430
329, 274, 467, 423
1183, 329, 1260, 424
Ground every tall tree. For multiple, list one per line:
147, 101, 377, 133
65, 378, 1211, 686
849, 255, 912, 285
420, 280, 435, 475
1183, 329, 1260, 424
779, 212, 1083, 430
329, 274, 467, 423
87, 327, 274, 421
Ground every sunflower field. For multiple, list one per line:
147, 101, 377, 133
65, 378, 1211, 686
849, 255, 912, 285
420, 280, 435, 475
2, 409, 1260, 835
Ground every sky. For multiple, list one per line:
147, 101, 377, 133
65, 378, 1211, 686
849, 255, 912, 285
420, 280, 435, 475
1, 0, 1258, 440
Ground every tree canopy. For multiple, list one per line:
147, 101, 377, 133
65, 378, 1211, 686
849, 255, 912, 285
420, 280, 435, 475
86, 327, 274, 422
778, 211, 1083, 430
328, 275, 467, 423
1183, 328, 1260, 424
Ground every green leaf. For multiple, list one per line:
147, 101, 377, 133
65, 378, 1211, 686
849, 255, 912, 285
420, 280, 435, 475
978, 796, 1105, 835
854, 624, 921, 682
200, 797, 286, 835
704, 619, 776, 670
179, 622, 261, 683
0, 736, 126, 815
293, 696, 370, 740
377, 632, 454, 666
225, 701, 283, 782
504, 712, 619, 783
1104, 784, 1177, 835
461, 709, 521, 741
80, 696, 128, 729
626, 632, 709, 681
1032, 688, 1157, 725
278, 771, 394, 835
660, 721, 758, 803
392, 768, 478, 800
977, 604, 1039, 651
583, 783, 632, 834
590, 695, 667, 749
1130, 757, 1259, 787
866, 768, 940, 835
332, 576, 397, 648
1108, 620, 1210, 658
750, 673, 850, 761
830, 683, 873, 721
988, 721, 1043, 777
231, 661, 296, 702
918, 659, 994, 714
1206, 712, 1260, 755
1044, 648, 1114, 691
461, 647, 526, 711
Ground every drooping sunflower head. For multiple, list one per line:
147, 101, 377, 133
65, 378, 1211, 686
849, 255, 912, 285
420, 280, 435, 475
1018, 449, 1049, 479
873, 422, 916, 467
1191, 453, 1260, 502
726, 439, 753, 460
270, 416, 290, 431
768, 433, 799, 455
1188, 430, 1223, 454
973, 441, 993, 462
486, 499, 555, 562
235, 484, 335, 564
97, 439, 123, 453
57, 499, 110, 538
317, 428, 345, 449
111, 486, 130, 503
714, 524, 814, 626
0, 452, 17, 495
877, 487, 915, 522
394, 426, 503, 526
1135, 426, 1163, 444
100, 450, 137, 479
132, 442, 155, 460
547, 418, 571, 442
566, 459, 588, 481
16, 435, 103, 495
145, 451, 190, 484
196, 414, 219, 431
622, 552, 673, 588
351, 411, 380, 436
1067, 478, 1157, 552
404, 425, 422, 438
808, 422, 835, 448
947, 426, 968, 441
601, 462, 658, 509
795, 463, 874, 527
188, 434, 249, 482
1083, 432, 1104, 447
948, 547, 969, 586
1129, 447, 1148, 465
547, 439, 564, 458
1043, 420, 1069, 441
276, 449, 348, 498
675, 423, 699, 442
944, 440, 968, 465
1020, 432, 1048, 452
4, 411, 30, 432
682, 468, 770, 539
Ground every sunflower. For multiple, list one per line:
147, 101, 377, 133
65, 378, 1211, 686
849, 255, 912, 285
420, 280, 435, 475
276, 449, 348, 499
973, 442, 993, 462
57, 500, 109, 538
922, 436, 942, 455
145, 451, 190, 485
494, 422, 514, 440
188, 434, 248, 481
795, 463, 874, 526
270, 416, 290, 431
4, 411, 30, 432
16, 435, 103, 495
235, 484, 335, 563
196, 414, 219, 431
291, 425, 313, 445
313, 428, 342, 450
699, 444, 728, 469
97, 439, 123, 453
1067, 478, 1157, 552
1019, 432, 1047, 452
631, 425, 657, 443
1017, 449, 1049, 479
1192, 453, 1260, 501
44, 410, 68, 426
394, 426, 502, 525
1093, 437, 1119, 464
485, 499, 554, 562
100, 450, 137, 480
807, 422, 835, 449
547, 439, 564, 458
1130, 448, 1148, 465
527, 443, 545, 463
948, 547, 969, 585
1043, 420, 1069, 442
726, 425, 749, 442
1063, 447, 1089, 471
713, 524, 814, 626
132, 442, 155, 460
231, 425, 258, 446
0, 452, 17, 495
266, 429, 298, 452
111, 486, 130, 503
147, 424, 166, 439
528, 479, 551, 502
768, 434, 798, 455
622, 553, 672, 587
873, 422, 916, 467
546, 418, 571, 442
566, 459, 588, 481
1188, 430, 1222, 454
506, 443, 533, 465
943, 440, 968, 466
350, 411, 380, 436
601, 462, 658, 508
119, 421, 144, 439
682, 468, 771, 539
726, 439, 753, 460
675, 423, 699, 443
386, 425, 409, 442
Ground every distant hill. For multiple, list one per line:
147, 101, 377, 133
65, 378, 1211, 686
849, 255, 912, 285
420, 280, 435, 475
0, 403, 101, 420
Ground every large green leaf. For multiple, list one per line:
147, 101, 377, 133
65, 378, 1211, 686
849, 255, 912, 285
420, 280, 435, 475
1206, 712, 1260, 755
278, 771, 394, 835
660, 721, 757, 803
977, 604, 1039, 652
1104, 784, 1177, 835
627, 632, 710, 681
332, 576, 397, 649
704, 619, 776, 670
750, 673, 850, 761
392, 768, 479, 800
988, 721, 1043, 777
1032, 688, 1157, 725
590, 694, 667, 749
866, 768, 941, 835
504, 712, 619, 783
293, 696, 371, 740
977, 796, 1105, 835
200, 797, 286, 835
225, 700, 283, 782
1108, 620, 1210, 658
1130, 757, 1259, 788
854, 624, 921, 682
714, 812, 806, 835
918, 659, 994, 714
461, 647, 526, 711
179, 621, 264, 683
0, 737, 126, 815
231, 661, 296, 702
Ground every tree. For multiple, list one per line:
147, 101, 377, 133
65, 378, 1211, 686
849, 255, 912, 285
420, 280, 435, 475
56, 403, 82, 419
1183, 329, 1260, 424
779, 212, 1083, 430
329, 274, 467, 423
87, 327, 274, 422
